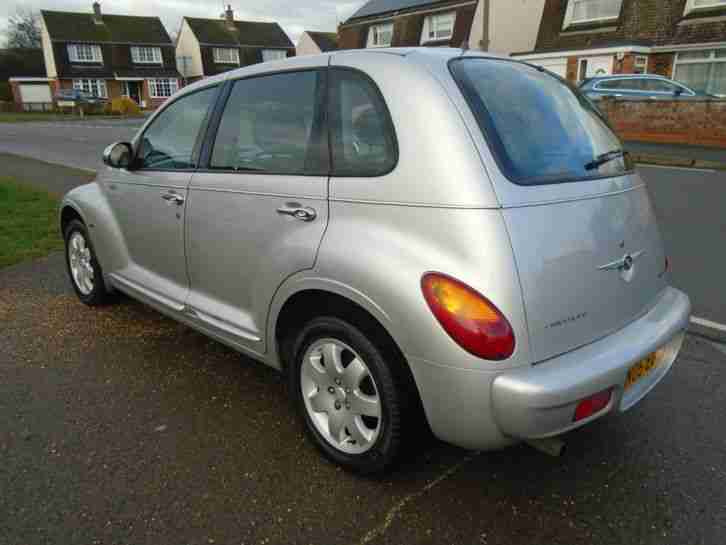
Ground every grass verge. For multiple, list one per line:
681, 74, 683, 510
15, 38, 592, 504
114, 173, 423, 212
0, 177, 62, 268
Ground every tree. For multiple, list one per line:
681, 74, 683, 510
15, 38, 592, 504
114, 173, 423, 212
5, 8, 41, 49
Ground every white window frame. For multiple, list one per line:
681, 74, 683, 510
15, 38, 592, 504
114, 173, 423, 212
562, 0, 624, 29
131, 46, 162, 64
684, 0, 726, 15
366, 22, 394, 48
672, 48, 726, 97
72, 79, 107, 98
634, 54, 648, 74
261, 49, 288, 62
147, 78, 179, 99
420, 11, 456, 44
213, 47, 240, 64
67, 44, 103, 63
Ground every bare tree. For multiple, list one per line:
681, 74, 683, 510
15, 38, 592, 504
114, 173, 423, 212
5, 8, 41, 49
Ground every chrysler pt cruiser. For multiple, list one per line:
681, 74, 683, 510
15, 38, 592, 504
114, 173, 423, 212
60, 49, 691, 474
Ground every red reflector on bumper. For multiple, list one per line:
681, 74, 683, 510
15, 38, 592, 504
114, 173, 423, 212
573, 389, 612, 422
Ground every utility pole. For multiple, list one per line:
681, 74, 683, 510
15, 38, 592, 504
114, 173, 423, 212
480, 0, 490, 51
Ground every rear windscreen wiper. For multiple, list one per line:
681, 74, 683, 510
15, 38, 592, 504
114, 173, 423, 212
585, 150, 625, 171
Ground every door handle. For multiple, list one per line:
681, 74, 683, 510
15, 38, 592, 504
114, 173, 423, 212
161, 192, 185, 205
276, 203, 317, 222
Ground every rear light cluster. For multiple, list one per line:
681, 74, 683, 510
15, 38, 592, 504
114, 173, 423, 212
421, 273, 515, 361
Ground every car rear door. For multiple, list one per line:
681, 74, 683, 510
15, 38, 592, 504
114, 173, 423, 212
185, 65, 329, 354
104, 85, 219, 309
449, 59, 668, 363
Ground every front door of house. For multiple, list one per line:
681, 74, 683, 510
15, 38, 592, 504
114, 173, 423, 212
124, 81, 141, 104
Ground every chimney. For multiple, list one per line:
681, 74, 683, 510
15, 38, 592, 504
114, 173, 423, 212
92, 2, 102, 24
224, 5, 234, 26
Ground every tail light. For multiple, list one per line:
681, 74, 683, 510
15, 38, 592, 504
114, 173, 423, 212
421, 273, 515, 361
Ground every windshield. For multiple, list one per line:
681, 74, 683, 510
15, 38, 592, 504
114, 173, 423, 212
450, 58, 633, 186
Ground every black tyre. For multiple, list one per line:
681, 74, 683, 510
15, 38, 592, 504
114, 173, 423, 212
63, 219, 113, 306
289, 316, 410, 475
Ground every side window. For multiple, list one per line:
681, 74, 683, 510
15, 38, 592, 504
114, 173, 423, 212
137, 86, 217, 170
329, 68, 397, 177
597, 79, 624, 90
210, 70, 325, 175
642, 79, 676, 93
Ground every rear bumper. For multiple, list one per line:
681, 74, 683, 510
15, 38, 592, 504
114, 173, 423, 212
407, 287, 690, 450
491, 287, 690, 440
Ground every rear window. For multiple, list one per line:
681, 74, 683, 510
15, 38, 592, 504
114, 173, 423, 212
450, 58, 633, 186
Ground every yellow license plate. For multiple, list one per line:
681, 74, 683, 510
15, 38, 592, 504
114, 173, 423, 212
625, 352, 659, 390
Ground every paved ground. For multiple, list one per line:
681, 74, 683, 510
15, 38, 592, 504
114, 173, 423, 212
625, 141, 726, 164
0, 119, 142, 171
1, 140, 725, 545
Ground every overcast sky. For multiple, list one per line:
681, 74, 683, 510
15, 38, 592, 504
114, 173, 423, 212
0, 0, 366, 45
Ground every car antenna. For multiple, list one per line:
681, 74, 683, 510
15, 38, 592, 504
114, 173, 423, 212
459, 40, 469, 57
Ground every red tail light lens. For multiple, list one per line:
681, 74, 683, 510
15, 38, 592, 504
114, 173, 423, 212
421, 273, 515, 361
573, 389, 612, 422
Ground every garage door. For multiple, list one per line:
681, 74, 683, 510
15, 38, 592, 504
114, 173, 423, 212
19, 83, 52, 103
531, 59, 567, 78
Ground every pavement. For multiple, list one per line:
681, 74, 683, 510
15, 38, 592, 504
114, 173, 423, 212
1, 124, 726, 545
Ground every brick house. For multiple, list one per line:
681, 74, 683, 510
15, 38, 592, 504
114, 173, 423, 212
337, 0, 546, 56
175, 6, 294, 82
296, 31, 339, 56
37, 3, 181, 109
513, 0, 726, 96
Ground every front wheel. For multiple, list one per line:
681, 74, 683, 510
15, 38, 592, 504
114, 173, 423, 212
289, 316, 409, 475
64, 219, 112, 306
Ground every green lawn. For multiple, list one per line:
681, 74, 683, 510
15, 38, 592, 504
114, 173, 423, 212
0, 177, 62, 268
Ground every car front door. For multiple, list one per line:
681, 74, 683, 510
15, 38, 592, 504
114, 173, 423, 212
104, 85, 218, 310
185, 68, 329, 354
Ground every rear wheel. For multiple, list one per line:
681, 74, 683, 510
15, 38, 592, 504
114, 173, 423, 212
289, 316, 408, 474
64, 219, 112, 306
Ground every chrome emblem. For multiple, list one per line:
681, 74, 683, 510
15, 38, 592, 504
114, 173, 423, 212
598, 250, 645, 282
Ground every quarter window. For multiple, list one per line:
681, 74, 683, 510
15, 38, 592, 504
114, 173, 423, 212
563, 0, 623, 28
674, 49, 726, 96
148, 78, 179, 98
367, 23, 393, 48
213, 48, 240, 64
73, 79, 107, 97
131, 46, 162, 64
262, 49, 288, 62
210, 71, 324, 175
421, 12, 455, 43
137, 86, 217, 170
329, 69, 397, 177
68, 44, 103, 63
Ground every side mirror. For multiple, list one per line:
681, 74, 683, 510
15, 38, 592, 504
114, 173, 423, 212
103, 142, 132, 169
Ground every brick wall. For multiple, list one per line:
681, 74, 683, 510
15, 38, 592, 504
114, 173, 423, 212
599, 98, 726, 148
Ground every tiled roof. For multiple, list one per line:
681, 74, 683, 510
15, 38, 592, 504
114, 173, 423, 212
306, 31, 338, 52
185, 17, 293, 48
41, 10, 172, 44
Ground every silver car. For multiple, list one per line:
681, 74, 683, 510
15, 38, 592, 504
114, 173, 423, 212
60, 49, 691, 474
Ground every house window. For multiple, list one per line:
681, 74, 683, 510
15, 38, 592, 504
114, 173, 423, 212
674, 49, 726, 96
131, 46, 162, 64
72, 79, 107, 98
421, 12, 456, 43
213, 48, 239, 64
633, 55, 648, 74
148, 78, 179, 98
685, 0, 726, 14
67, 44, 103, 63
563, 0, 623, 28
261, 49, 287, 62
367, 22, 393, 48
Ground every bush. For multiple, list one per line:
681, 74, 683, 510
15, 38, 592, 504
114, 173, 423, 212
0, 82, 13, 102
108, 96, 141, 116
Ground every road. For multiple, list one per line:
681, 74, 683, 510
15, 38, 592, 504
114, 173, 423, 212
1, 120, 724, 327
1, 129, 725, 544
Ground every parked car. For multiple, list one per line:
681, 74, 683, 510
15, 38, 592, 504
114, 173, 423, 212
55, 88, 107, 105
60, 49, 690, 474
580, 74, 710, 100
